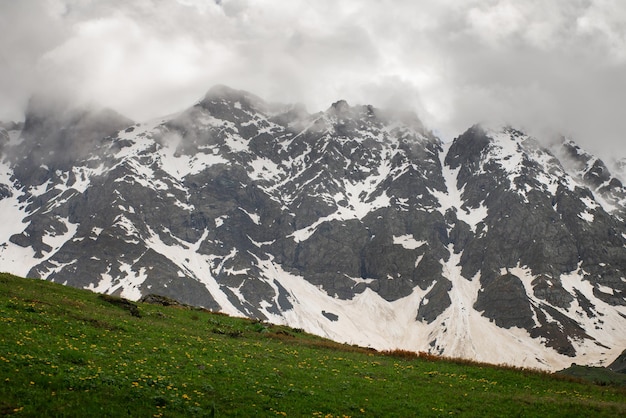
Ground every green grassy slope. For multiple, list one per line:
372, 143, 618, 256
1, 273, 625, 417
556, 364, 626, 387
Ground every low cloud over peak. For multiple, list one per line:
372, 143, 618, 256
1, 0, 625, 160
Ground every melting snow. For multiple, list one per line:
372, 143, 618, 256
248, 236, 275, 247
535, 171, 559, 195
248, 157, 283, 183
289, 150, 394, 242
433, 142, 488, 232
393, 234, 426, 250
0, 172, 38, 275
249, 246, 626, 371
486, 130, 524, 175
223, 133, 248, 153
42, 218, 78, 253
144, 227, 241, 315
215, 215, 228, 227
68, 165, 106, 193
581, 196, 599, 210
590, 189, 618, 213
508, 264, 626, 368
239, 207, 260, 225
30, 179, 51, 196
578, 210, 595, 222
118, 265, 147, 300
85, 269, 116, 294
157, 132, 228, 179
0, 194, 27, 243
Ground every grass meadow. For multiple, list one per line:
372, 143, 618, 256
1, 273, 625, 417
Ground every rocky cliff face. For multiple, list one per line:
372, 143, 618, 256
1, 86, 625, 370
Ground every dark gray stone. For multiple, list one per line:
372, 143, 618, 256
474, 273, 535, 330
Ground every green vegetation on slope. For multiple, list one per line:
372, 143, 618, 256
1, 273, 625, 417
556, 364, 626, 387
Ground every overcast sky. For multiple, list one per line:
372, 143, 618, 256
1, 0, 625, 158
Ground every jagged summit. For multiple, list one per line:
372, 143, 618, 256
325, 100, 431, 142
0, 87, 624, 371
201, 84, 269, 113
329, 99, 350, 113
547, 136, 626, 217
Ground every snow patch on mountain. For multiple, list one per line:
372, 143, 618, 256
289, 171, 392, 242
143, 226, 242, 316
578, 210, 595, 222
248, 157, 283, 183
85, 270, 117, 294
393, 234, 426, 250
258, 255, 429, 350
157, 133, 228, 179
590, 189, 620, 214
68, 166, 106, 193
486, 130, 524, 173
0, 169, 36, 276
434, 142, 488, 231
239, 207, 260, 225
257, 247, 591, 370
0, 192, 26, 243
43, 217, 77, 253
506, 264, 626, 368
559, 270, 626, 364
0, 241, 37, 278
118, 264, 148, 300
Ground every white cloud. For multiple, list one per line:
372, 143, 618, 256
36, 12, 236, 119
467, 1, 527, 45
1, 0, 625, 159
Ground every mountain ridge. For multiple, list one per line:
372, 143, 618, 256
1, 85, 625, 371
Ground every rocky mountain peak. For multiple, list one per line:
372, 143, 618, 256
201, 84, 269, 114
329, 99, 350, 113
0, 86, 625, 371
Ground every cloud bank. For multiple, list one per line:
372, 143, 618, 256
1, 0, 625, 159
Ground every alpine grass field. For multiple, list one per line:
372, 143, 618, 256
1, 273, 624, 417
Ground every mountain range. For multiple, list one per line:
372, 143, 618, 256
1, 85, 625, 371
